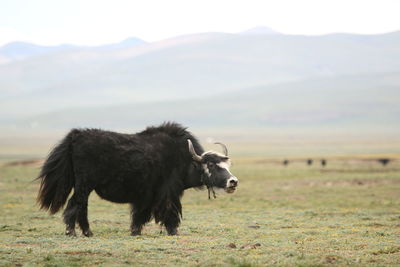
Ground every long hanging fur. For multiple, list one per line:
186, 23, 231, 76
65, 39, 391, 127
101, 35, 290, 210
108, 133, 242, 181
36, 133, 75, 214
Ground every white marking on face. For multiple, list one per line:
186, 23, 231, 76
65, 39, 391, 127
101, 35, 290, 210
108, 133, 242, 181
217, 161, 231, 170
202, 164, 211, 177
217, 161, 234, 183
216, 160, 238, 190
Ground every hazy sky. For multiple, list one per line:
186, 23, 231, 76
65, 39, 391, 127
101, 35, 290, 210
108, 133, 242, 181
1, 0, 400, 46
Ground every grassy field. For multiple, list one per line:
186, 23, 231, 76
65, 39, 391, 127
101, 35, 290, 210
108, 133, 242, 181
1, 144, 400, 266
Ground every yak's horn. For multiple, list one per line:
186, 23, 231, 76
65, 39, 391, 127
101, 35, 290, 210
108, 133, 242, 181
214, 142, 228, 156
188, 139, 202, 162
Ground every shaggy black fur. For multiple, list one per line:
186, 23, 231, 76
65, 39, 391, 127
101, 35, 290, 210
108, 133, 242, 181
37, 122, 232, 237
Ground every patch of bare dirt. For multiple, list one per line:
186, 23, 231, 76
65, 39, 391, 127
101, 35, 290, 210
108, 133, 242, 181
6, 243, 40, 248
283, 178, 400, 188
4, 159, 43, 167
287, 195, 307, 201
227, 243, 237, 248
240, 243, 261, 249
64, 251, 112, 256
181, 247, 201, 252
92, 219, 123, 225
325, 255, 339, 263
321, 168, 400, 173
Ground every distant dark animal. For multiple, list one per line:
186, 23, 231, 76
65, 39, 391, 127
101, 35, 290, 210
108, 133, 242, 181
307, 159, 313, 166
378, 158, 390, 166
321, 159, 326, 167
36, 122, 238, 237
283, 159, 289, 166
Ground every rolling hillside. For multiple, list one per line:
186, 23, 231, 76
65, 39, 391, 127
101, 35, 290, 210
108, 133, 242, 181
9, 72, 399, 132
0, 29, 399, 133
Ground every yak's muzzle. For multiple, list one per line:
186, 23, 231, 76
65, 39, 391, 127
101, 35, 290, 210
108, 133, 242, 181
225, 176, 238, 193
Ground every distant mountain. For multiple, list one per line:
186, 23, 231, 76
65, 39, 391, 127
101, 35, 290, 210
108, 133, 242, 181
239, 26, 281, 35
96, 37, 147, 50
0, 37, 147, 62
0, 41, 79, 61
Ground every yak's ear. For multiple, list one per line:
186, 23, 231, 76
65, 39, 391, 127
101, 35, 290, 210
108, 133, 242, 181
187, 139, 202, 162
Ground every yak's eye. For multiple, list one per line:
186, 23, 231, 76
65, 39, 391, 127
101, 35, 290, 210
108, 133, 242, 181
207, 162, 215, 168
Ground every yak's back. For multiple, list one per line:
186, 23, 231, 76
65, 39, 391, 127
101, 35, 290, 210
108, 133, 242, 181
139, 122, 204, 155
67, 123, 204, 161
140, 122, 188, 138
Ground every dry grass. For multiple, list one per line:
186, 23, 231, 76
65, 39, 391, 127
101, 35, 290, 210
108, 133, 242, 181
1, 144, 400, 266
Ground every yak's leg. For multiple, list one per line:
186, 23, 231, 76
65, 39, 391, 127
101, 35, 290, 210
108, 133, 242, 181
63, 195, 78, 236
130, 204, 152, 236
71, 180, 93, 237
76, 191, 93, 237
162, 198, 182, 236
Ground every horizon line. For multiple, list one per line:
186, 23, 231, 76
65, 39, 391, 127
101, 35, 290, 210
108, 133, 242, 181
1, 27, 399, 48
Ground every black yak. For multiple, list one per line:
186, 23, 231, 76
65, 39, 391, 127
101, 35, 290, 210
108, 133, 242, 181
37, 122, 238, 237
378, 158, 390, 166
321, 159, 327, 167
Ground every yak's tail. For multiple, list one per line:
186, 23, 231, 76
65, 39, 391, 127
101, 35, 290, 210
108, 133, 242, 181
37, 132, 75, 214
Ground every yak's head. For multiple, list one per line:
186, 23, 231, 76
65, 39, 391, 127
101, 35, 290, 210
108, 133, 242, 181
188, 139, 238, 194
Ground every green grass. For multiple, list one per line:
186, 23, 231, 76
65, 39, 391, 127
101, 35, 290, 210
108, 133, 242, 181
1, 152, 400, 266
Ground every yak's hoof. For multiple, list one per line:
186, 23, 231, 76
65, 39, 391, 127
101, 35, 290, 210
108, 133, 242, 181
131, 230, 141, 236
83, 229, 93, 237
65, 229, 77, 237
131, 226, 142, 236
